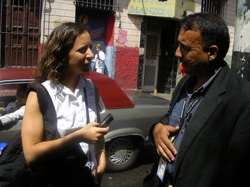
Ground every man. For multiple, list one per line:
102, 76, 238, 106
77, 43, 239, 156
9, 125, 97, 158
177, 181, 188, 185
1, 84, 28, 115
0, 106, 25, 127
146, 12, 250, 187
0, 84, 28, 128
92, 43, 106, 74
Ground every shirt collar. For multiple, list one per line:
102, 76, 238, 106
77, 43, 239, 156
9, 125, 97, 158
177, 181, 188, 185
48, 76, 86, 97
186, 67, 222, 96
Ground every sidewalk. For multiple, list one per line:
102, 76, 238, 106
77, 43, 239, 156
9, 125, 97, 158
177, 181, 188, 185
157, 93, 172, 100
151, 92, 172, 101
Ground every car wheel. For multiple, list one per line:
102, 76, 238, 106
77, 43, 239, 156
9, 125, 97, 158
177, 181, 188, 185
105, 137, 141, 172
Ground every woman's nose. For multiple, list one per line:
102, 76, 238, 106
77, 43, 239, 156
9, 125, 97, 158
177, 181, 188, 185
88, 48, 94, 58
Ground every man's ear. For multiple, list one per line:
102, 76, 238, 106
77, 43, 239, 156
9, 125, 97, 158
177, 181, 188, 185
208, 45, 218, 61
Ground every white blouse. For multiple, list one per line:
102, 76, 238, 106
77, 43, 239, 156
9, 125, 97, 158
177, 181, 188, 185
94, 50, 105, 69
42, 76, 97, 172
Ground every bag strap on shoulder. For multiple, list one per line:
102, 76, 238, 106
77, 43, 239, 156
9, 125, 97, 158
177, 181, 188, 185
28, 83, 57, 140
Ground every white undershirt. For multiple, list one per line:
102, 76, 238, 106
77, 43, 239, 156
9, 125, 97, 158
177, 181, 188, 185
94, 50, 105, 69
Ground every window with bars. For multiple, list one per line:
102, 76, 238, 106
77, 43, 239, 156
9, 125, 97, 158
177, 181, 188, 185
0, 0, 43, 68
75, 0, 116, 12
201, 0, 222, 15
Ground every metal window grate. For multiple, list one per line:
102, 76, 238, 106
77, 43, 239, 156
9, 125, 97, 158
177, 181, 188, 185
75, 0, 116, 12
201, 0, 221, 15
0, 0, 43, 68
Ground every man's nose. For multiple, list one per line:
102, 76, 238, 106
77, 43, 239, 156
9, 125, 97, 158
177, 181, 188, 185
175, 46, 181, 58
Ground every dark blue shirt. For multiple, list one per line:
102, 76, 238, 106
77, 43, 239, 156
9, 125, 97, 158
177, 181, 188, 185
165, 69, 221, 183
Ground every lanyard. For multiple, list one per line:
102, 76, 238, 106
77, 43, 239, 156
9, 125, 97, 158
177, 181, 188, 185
171, 96, 201, 143
179, 97, 200, 129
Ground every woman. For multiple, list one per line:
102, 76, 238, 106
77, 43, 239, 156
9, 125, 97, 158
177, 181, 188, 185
92, 44, 105, 74
21, 22, 109, 186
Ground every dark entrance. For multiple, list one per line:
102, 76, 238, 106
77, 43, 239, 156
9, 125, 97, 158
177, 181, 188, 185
145, 17, 180, 94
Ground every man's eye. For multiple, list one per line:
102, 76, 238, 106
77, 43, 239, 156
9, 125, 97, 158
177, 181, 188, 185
180, 44, 191, 52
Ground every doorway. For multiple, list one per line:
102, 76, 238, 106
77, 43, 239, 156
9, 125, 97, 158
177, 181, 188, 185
143, 17, 179, 94
142, 31, 161, 92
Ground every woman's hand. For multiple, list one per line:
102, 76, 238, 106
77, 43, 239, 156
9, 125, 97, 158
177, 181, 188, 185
93, 135, 106, 186
93, 150, 106, 185
77, 122, 109, 144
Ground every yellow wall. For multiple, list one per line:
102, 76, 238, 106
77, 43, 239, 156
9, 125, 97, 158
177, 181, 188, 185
128, 0, 194, 19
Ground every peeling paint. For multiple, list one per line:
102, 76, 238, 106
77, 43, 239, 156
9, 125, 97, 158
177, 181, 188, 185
244, 1, 250, 9
232, 51, 250, 81
237, 0, 250, 18
232, 0, 250, 81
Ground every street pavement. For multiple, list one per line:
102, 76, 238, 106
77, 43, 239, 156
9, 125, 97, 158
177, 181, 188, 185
101, 92, 171, 187
156, 93, 172, 101
102, 142, 157, 187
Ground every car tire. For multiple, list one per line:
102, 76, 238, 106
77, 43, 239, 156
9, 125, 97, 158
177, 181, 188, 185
105, 137, 141, 172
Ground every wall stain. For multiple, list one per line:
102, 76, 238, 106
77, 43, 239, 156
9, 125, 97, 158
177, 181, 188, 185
244, 1, 250, 9
232, 51, 250, 81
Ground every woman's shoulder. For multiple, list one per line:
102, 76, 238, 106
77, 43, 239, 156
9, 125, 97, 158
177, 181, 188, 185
81, 77, 94, 88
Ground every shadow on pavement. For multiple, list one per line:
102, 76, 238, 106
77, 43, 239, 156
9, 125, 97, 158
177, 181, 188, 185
102, 142, 157, 187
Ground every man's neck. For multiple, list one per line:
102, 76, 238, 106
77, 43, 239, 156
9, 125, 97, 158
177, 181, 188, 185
193, 70, 216, 91
193, 77, 208, 91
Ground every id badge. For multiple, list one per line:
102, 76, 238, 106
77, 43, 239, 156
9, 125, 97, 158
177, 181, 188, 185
156, 157, 167, 182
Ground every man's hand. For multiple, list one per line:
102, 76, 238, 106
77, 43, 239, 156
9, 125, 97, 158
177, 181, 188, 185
153, 123, 180, 162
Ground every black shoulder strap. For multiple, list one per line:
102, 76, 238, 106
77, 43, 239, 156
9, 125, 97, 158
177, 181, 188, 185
29, 83, 53, 115
28, 83, 58, 140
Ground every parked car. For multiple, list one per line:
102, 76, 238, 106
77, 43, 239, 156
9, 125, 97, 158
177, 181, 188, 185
0, 69, 170, 172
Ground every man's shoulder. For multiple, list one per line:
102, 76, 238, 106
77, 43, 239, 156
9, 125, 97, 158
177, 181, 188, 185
5, 102, 17, 109
2, 101, 17, 114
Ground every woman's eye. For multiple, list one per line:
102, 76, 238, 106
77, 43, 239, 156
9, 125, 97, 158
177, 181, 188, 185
78, 47, 87, 53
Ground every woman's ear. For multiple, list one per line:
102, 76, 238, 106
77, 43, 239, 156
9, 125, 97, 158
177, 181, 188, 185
208, 45, 218, 61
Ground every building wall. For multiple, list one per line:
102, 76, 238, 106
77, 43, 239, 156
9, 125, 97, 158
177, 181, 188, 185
115, 46, 139, 89
39, 0, 237, 90
223, 0, 237, 66
40, 0, 236, 57
194, 0, 202, 12
40, 0, 141, 89
113, 0, 237, 89
113, 0, 143, 89
231, 0, 250, 81
114, 0, 143, 48
195, 0, 236, 66
41, 0, 76, 43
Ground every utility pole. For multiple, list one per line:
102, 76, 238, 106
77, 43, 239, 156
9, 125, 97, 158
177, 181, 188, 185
231, 0, 250, 80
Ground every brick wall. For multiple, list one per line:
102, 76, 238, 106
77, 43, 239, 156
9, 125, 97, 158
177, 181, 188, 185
114, 46, 139, 89
41, 0, 76, 43
114, 0, 143, 48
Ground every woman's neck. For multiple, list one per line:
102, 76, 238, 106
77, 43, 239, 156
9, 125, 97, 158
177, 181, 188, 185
61, 75, 80, 93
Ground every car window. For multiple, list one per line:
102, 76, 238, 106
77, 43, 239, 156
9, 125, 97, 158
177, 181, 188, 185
0, 82, 29, 116
0, 84, 17, 115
